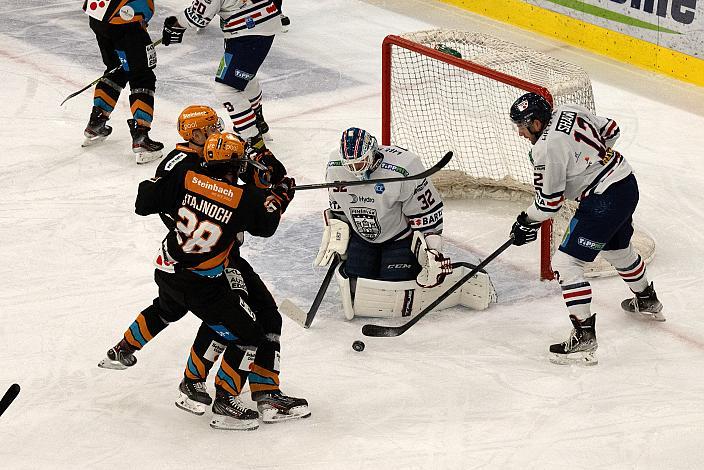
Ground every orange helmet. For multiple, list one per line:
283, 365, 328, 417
177, 105, 221, 141
203, 132, 245, 167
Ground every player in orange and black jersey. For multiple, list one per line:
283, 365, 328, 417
81, 0, 163, 163
98, 105, 308, 429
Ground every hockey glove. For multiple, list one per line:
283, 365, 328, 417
245, 148, 287, 188
162, 16, 186, 46
510, 212, 541, 246
265, 177, 295, 213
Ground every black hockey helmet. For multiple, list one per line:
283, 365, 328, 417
510, 92, 552, 126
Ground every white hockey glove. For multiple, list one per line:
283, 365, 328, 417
413, 232, 453, 288
314, 209, 350, 267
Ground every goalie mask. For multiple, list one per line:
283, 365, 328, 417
339, 127, 381, 180
177, 105, 224, 142
203, 132, 246, 176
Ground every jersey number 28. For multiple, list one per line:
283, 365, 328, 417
176, 207, 222, 253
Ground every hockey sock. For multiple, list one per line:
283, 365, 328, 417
248, 337, 281, 396
122, 304, 169, 351
183, 323, 226, 381
602, 246, 649, 293
93, 78, 123, 116
214, 351, 251, 397
214, 82, 258, 139
561, 281, 592, 319
129, 88, 155, 128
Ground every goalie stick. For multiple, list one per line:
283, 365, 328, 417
293, 151, 453, 191
280, 254, 341, 328
361, 238, 514, 337
60, 38, 163, 107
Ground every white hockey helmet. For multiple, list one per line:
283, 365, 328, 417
339, 127, 379, 180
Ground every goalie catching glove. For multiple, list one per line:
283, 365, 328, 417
314, 209, 350, 267
413, 232, 453, 288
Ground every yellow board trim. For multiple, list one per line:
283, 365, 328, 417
440, 0, 704, 87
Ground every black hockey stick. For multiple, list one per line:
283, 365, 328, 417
280, 254, 341, 328
294, 151, 453, 191
60, 38, 163, 107
361, 238, 514, 337
0, 383, 20, 418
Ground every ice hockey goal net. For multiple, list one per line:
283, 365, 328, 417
382, 30, 655, 280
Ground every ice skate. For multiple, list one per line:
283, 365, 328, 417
210, 391, 259, 431
127, 119, 164, 164
175, 378, 212, 416
98, 338, 137, 370
82, 107, 112, 147
254, 390, 310, 423
549, 314, 598, 366
621, 282, 665, 321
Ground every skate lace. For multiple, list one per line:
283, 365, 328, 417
193, 382, 207, 393
227, 395, 249, 412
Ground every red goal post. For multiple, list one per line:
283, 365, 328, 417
380, 31, 655, 281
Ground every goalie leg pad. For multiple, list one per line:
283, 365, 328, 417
417, 266, 497, 312
353, 278, 418, 318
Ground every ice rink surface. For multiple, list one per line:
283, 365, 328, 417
1, 0, 704, 468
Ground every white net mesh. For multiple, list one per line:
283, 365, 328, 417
387, 30, 655, 277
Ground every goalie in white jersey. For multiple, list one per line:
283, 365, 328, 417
507, 92, 665, 365
315, 127, 495, 320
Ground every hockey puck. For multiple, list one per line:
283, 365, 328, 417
352, 340, 365, 352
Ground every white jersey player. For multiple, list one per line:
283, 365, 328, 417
314, 127, 495, 321
508, 92, 664, 365
161, 0, 284, 148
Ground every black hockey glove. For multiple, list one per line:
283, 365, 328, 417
510, 212, 541, 246
265, 177, 295, 214
162, 16, 186, 46
246, 148, 287, 188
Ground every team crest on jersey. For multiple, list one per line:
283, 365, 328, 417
349, 207, 381, 241
246, 17, 256, 28
375, 183, 385, 194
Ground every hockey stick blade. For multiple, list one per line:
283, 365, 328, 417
0, 383, 20, 418
60, 39, 163, 107
294, 151, 453, 191
361, 238, 514, 337
280, 255, 341, 328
